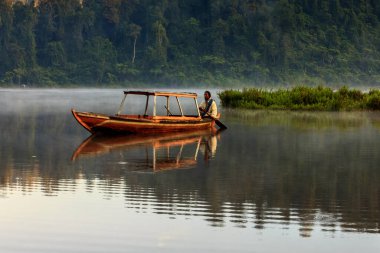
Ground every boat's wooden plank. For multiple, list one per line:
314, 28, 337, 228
93, 119, 213, 133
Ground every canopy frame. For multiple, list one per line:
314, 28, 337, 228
118, 90, 201, 117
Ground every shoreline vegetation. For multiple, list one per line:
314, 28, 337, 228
218, 86, 380, 111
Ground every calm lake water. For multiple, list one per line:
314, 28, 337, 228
0, 89, 379, 253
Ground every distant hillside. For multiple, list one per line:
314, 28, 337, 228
1, 0, 380, 87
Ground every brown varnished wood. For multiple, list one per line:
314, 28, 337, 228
72, 109, 216, 134
124, 90, 198, 98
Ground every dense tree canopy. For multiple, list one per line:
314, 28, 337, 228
2, 0, 380, 86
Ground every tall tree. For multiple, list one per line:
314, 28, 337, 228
128, 23, 141, 64
0, 0, 13, 76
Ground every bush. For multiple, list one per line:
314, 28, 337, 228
366, 92, 380, 110
218, 86, 380, 111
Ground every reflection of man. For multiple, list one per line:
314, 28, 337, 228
199, 91, 217, 118
200, 135, 218, 160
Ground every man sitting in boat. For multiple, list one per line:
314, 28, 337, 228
199, 91, 217, 118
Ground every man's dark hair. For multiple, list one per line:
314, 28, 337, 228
204, 90, 211, 97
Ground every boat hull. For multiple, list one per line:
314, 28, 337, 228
72, 109, 215, 134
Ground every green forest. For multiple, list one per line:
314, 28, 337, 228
1, 0, 380, 87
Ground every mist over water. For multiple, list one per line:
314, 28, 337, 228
0, 89, 379, 253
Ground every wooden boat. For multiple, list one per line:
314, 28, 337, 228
72, 90, 219, 134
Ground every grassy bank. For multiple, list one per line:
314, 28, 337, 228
218, 86, 380, 111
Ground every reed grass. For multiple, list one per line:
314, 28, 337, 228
218, 86, 380, 111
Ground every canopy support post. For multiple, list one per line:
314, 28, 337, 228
194, 98, 200, 117
153, 95, 157, 117
117, 94, 127, 115
144, 95, 149, 116
166, 96, 170, 116
176, 96, 184, 116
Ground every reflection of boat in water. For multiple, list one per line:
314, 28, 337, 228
72, 91, 220, 134
72, 130, 221, 172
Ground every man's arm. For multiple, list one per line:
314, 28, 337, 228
199, 101, 206, 111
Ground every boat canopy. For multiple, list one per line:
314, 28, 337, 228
124, 90, 198, 98
118, 90, 201, 117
